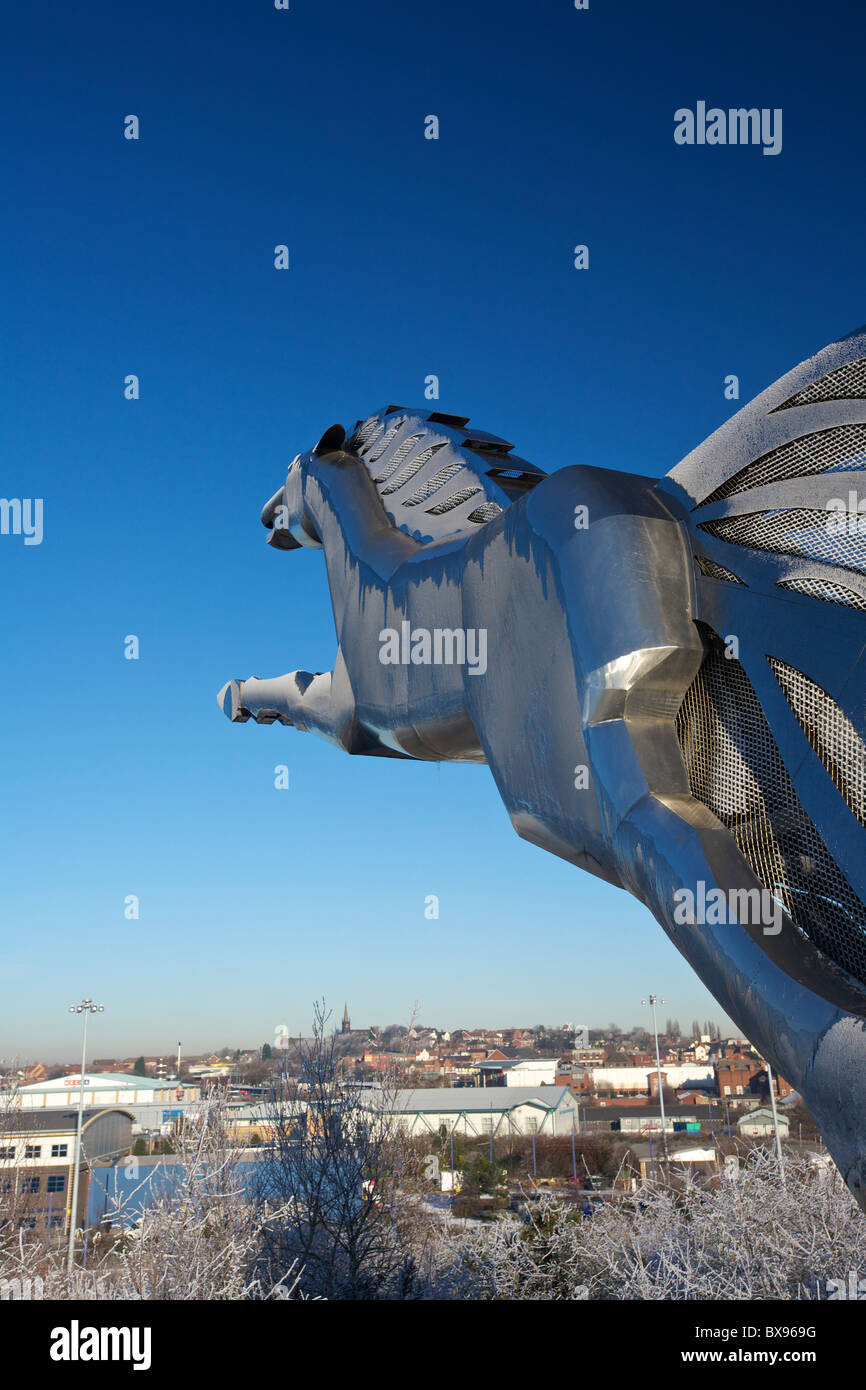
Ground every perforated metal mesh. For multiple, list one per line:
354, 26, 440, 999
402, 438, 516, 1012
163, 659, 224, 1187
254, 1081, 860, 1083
676, 630, 866, 988
366, 419, 409, 465
467, 502, 505, 524
775, 358, 866, 410
426, 486, 481, 515
347, 410, 535, 536
768, 657, 866, 830
777, 576, 866, 610
372, 433, 425, 484
700, 424, 866, 505
350, 416, 381, 451
380, 443, 448, 496
695, 555, 745, 584
403, 461, 465, 507
699, 509, 866, 572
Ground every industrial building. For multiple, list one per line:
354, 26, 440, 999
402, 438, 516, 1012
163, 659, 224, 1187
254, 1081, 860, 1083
0, 1107, 135, 1239
14, 1073, 199, 1132
504, 1059, 558, 1087
380, 1086, 582, 1138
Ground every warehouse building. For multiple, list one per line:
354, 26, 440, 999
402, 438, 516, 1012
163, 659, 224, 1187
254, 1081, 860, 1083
0, 1107, 135, 1239
379, 1086, 582, 1138
13, 1073, 199, 1132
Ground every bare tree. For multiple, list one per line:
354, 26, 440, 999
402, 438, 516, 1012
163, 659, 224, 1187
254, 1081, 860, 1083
252, 1002, 432, 1299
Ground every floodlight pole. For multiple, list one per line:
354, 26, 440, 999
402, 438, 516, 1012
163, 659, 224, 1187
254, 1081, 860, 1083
642, 995, 669, 1161
764, 1059, 786, 1185
66, 1000, 103, 1275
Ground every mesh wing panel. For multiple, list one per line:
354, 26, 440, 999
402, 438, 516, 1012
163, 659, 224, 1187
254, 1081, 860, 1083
466, 502, 505, 524
695, 556, 745, 584
768, 658, 866, 830
777, 576, 866, 610
365, 420, 406, 464
676, 633, 866, 988
372, 434, 425, 484
699, 509, 866, 572
380, 443, 448, 496
350, 416, 383, 450
348, 409, 542, 540
403, 462, 466, 506
774, 358, 866, 410
700, 424, 866, 506
426, 486, 481, 515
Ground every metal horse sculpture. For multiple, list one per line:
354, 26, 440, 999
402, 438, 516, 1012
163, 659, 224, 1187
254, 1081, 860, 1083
220, 329, 866, 1207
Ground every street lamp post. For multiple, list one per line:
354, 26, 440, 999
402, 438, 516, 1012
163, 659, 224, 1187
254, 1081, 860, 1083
642, 995, 669, 1161
66, 999, 103, 1275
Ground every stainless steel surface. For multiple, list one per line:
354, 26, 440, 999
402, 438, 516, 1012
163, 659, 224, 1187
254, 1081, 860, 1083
220, 329, 866, 1208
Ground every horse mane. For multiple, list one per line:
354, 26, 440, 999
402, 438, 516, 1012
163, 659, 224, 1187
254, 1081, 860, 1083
345, 406, 546, 545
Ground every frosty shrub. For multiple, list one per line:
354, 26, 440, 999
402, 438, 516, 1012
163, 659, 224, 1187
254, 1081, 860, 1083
448, 1151, 866, 1300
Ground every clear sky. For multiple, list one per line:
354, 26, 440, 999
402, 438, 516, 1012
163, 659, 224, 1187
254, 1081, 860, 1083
2, 0, 865, 1060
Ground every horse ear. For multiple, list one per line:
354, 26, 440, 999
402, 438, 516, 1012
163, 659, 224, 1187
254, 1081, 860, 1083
313, 423, 346, 455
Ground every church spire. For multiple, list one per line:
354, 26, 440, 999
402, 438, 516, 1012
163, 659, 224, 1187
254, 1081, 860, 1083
342, 1002, 350, 1034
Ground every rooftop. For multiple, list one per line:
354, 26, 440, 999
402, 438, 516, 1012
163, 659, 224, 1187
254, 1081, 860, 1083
0, 1107, 137, 1135
377, 1087, 576, 1114
17, 1073, 183, 1093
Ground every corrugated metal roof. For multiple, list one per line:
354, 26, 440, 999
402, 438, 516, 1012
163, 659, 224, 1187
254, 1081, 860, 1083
0, 1107, 136, 1134
382, 1087, 575, 1114
17, 1073, 172, 1092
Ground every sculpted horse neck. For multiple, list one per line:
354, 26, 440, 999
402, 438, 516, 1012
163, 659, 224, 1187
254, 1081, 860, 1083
220, 333, 866, 1208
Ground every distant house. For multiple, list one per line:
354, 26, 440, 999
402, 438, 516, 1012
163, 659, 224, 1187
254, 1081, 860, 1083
363, 1051, 411, 1073
737, 1108, 790, 1139
751, 1067, 796, 1101
555, 1065, 593, 1095
603, 1051, 633, 1068
628, 1141, 718, 1184
573, 1047, 606, 1067
716, 1057, 760, 1099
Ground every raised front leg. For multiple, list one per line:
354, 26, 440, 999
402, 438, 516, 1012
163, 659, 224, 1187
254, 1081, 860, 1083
218, 669, 332, 726
218, 654, 407, 757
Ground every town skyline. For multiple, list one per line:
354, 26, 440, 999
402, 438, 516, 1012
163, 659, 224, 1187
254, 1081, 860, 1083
3, 1011, 739, 1073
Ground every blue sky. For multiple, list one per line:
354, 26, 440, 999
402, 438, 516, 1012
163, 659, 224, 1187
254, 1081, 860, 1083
2, 0, 865, 1058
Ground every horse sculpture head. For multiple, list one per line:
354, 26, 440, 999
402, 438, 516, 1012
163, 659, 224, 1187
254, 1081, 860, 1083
259, 423, 350, 552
